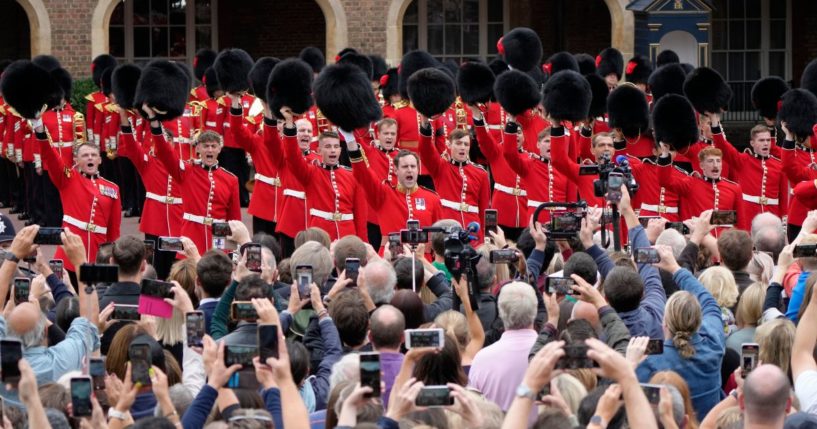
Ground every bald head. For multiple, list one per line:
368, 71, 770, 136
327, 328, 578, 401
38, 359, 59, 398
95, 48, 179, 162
363, 260, 396, 305
751, 212, 782, 238
742, 364, 791, 425
369, 305, 405, 350
753, 226, 786, 261
8, 303, 47, 348
570, 301, 600, 333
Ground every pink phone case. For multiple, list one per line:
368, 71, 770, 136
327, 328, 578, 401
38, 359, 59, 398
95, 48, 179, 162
138, 295, 174, 319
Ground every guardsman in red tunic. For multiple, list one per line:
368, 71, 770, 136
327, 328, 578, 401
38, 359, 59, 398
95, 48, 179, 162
470, 106, 528, 238
148, 106, 241, 254
626, 148, 682, 222
117, 107, 182, 279
190, 49, 217, 103
418, 115, 490, 236
348, 142, 443, 250
161, 103, 199, 163
281, 108, 366, 240
712, 119, 788, 220
780, 123, 817, 240
658, 146, 748, 233
86, 55, 117, 147
551, 125, 613, 208
226, 94, 280, 236
34, 121, 121, 275
221, 93, 259, 208
352, 118, 399, 247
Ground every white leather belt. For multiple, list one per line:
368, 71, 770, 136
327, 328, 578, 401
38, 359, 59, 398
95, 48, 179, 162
486, 125, 503, 130
742, 194, 779, 205
175, 138, 193, 144
440, 199, 479, 214
63, 215, 107, 234
146, 192, 182, 205
52, 142, 74, 148
183, 213, 225, 225
309, 208, 354, 221
205, 121, 218, 127
255, 173, 282, 187
640, 203, 679, 214
494, 183, 527, 197
283, 189, 305, 199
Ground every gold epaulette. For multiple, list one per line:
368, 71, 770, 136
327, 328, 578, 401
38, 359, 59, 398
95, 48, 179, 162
84, 93, 95, 102
73, 112, 86, 143
217, 97, 227, 107
106, 103, 120, 113
189, 101, 204, 116
245, 116, 257, 125
190, 87, 198, 97
393, 99, 410, 109
95, 103, 105, 112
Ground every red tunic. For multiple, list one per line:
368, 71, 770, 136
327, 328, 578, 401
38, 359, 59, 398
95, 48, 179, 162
515, 110, 547, 154
474, 120, 528, 228
38, 133, 121, 272
199, 98, 227, 136
229, 113, 281, 222
152, 127, 241, 254
627, 157, 681, 221
418, 125, 490, 233
283, 127, 366, 240
190, 85, 209, 103
222, 95, 260, 149
781, 140, 817, 226
161, 106, 197, 162
792, 180, 817, 212
85, 91, 107, 145
354, 131, 399, 225
41, 106, 82, 165
550, 127, 605, 208
614, 134, 656, 160
119, 120, 183, 237
384, 101, 432, 174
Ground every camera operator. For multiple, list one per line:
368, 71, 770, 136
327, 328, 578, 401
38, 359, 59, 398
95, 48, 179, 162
549, 120, 616, 208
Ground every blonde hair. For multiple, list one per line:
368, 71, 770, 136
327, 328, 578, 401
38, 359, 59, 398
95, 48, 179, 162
698, 267, 739, 309
445, 390, 503, 428
756, 318, 796, 375
748, 252, 774, 286
155, 259, 197, 345
650, 370, 700, 429
553, 374, 588, 416
714, 407, 743, 429
735, 282, 765, 327
565, 368, 597, 393
434, 311, 469, 352
665, 291, 702, 359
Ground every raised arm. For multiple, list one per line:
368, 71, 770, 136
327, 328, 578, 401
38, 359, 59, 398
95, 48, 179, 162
348, 147, 388, 210
781, 124, 817, 183
549, 125, 580, 183
656, 153, 691, 194
502, 120, 530, 178
228, 97, 264, 158
147, 109, 184, 181
33, 122, 68, 189
281, 109, 315, 187
418, 117, 444, 177
117, 110, 148, 173
710, 117, 740, 170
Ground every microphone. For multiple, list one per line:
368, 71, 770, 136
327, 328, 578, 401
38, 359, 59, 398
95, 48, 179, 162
615, 155, 628, 165
466, 221, 480, 234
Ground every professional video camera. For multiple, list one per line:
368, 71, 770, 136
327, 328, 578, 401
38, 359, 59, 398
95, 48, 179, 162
579, 153, 639, 203
531, 200, 588, 240
442, 224, 481, 311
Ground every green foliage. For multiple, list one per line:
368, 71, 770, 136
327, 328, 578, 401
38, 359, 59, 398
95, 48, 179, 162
70, 78, 98, 116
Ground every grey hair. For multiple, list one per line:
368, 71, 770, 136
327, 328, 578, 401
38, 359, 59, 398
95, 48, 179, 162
9, 312, 48, 349
261, 247, 277, 272
329, 353, 360, 393
751, 212, 783, 238
289, 241, 332, 287
498, 282, 537, 330
656, 228, 687, 260
364, 260, 397, 305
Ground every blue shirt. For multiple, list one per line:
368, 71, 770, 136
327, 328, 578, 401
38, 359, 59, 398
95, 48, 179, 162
786, 271, 811, 322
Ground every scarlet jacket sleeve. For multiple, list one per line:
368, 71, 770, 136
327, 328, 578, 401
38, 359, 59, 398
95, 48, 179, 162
578, 126, 594, 161
473, 118, 499, 160
549, 126, 580, 183
229, 108, 262, 158
478, 168, 490, 219
152, 124, 184, 182
712, 126, 740, 170
283, 125, 314, 187
263, 120, 285, 171
228, 175, 242, 222
793, 180, 817, 210
353, 182, 368, 238
502, 122, 529, 178
781, 139, 817, 183
36, 130, 68, 189
117, 125, 148, 174
107, 185, 122, 242
349, 150, 387, 210
418, 123, 443, 177
656, 155, 691, 194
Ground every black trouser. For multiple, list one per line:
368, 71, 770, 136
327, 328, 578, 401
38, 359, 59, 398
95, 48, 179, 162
40, 171, 63, 227
501, 226, 526, 243
219, 147, 250, 206
117, 157, 142, 214
252, 216, 277, 237
0, 158, 8, 206
4, 160, 22, 209
145, 233, 177, 281
788, 223, 802, 244
280, 233, 296, 259
23, 163, 42, 221
367, 222, 382, 249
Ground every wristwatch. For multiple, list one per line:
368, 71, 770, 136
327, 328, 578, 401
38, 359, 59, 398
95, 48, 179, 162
2, 252, 19, 264
108, 408, 128, 421
515, 383, 537, 400
590, 415, 608, 428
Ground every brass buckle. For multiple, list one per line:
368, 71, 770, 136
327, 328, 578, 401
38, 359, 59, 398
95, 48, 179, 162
759, 196, 768, 205
658, 206, 667, 214
332, 211, 342, 221
87, 223, 96, 232
203, 217, 213, 225
459, 202, 470, 212
165, 196, 175, 204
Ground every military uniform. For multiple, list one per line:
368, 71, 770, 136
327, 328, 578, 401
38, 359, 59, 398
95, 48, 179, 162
3, 110, 25, 216
37, 105, 86, 226
627, 156, 682, 222
550, 126, 605, 207
220, 95, 259, 207
781, 139, 817, 241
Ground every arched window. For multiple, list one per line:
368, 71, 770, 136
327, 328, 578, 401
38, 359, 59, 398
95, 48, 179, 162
109, 0, 217, 64
402, 0, 508, 63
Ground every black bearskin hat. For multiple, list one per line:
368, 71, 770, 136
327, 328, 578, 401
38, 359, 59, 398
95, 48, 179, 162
50, 68, 72, 102
800, 59, 817, 99
457, 62, 496, 105
370, 55, 388, 83
596, 48, 623, 80
683, 67, 733, 114
493, 69, 540, 116
194, 49, 217, 82
656, 50, 680, 67
624, 55, 652, 85
652, 94, 699, 151
203, 67, 221, 99
32, 55, 61, 72
1, 60, 62, 119
648, 63, 687, 102
92, 54, 117, 88
607, 84, 650, 139
299, 47, 326, 74
314, 63, 382, 131
338, 52, 374, 81
407, 68, 456, 118
575, 53, 597, 75
497, 27, 542, 72
134, 59, 191, 121
112, 64, 142, 109
778, 89, 817, 142
585, 73, 609, 119
213, 49, 254, 93
751, 76, 789, 120
544, 52, 579, 75
542, 70, 591, 122
249, 57, 281, 103
398, 50, 438, 99
267, 59, 314, 120
380, 67, 399, 100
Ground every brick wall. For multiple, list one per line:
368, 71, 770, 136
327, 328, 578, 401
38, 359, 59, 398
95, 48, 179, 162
218, 0, 326, 60
45, 0, 95, 78
339, 0, 390, 57
792, 0, 817, 86
0, 0, 30, 61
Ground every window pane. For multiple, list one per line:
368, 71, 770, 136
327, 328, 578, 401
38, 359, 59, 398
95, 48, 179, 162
728, 0, 744, 18
769, 52, 785, 77
728, 52, 743, 80
134, 27, 151, 57
428, 0, 443, 24
488, 24, 504, 55
444, 0, 461, 22
770, 20, 786, 50
151, 0, 169, 25
170, 26, 186, 57
712, 20, 726, 50
746, 19, 760, 49
404, 0, 418, 24
463, 23, 479, 55
745, 0, 760, 18
729, 20, 744, 49
195, 0, 211, 24
196, 26, 212, 50
463, 0, 479, 23
152, 27, 169, 57
403, 24, 419, 53
445, 24, 461, 55
712, 0, 726, 19
487, 0, 502, 22
745, 51, 760, 80
428, 25, 443, 54
110, 3, 124, 25
109, 26, 125, 57
770, 0, 786, 19
169, 0, 185, 25
134, 0, 150, 25
712, 52, 728, 77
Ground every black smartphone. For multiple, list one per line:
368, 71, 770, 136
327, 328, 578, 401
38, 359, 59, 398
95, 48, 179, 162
70, 377, 93, 417
634, 247, 661, 264
579, 165, 599, 175
33, 227, 63, 245
641, 383, 662, 405
387, 232, 401, 256
129, 343, 152, 386
224, 345, 257, 367
90, 357, 106, 391
415, 385, 454, 407
212, 222, 232, 238
0, 339, 22, 384
489, 249, 519, 264
665, 222, 690, 235
555, 344, 599, 369
646, 339, 664, 355
231, 301, 258, 321
547, 276, 577, 295
485, 209, 498, 236
13, 277, 30, 305
606, 173, 624, 202
143, 240, 155, 265
742, 343, 760, 375
258, 324, 279, 361
710, 210, 737, 226
793, 244, 817, 258
296, 265, 313, 299
113, 304, 140, 321
140, 279, 174, 299
78, 264, 119, 284
537, 384, 551, 401
49, 259, 64, 279
186, 311, 205, 347
345, 258, 360, 285
158, 236, 184, 252
359, 352, 381, 398
638, 217, 661, 228
245, 243, 263, 273
404, 328, 445, 349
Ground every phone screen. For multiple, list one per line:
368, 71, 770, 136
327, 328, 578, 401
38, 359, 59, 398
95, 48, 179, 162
225, 345, 257, 367
258, 324, 279, 361
90, 358, 106, 390
113, 304, 140, 321
710, 210, 737, 226
742, 343, 760, 374
141, 279, 174, 298
555, 345, 599, 369
231, 302, 258, 321
245, 244, 263, 273
33, 227, 64, 245
70, 377, 93, 417
640, 383, 661, 405
0, 340, 22, 384
158, 237, 184, 252
49, 259, 64, 279
359, 352, 381, 398
547, 277, 577, 295
345, 258, 360, 285
485, 210, 498, 235
415, 386, 454, 407
13, 278, 30, 305
405, 329, 444, 349
634, 248, 660, 264
296, 265, 313, 299
186, 312, 205, 347
645, 339, 664, 355
129, 344, 152, 386
143, 240, 156, 265
212, 222, 232, 237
